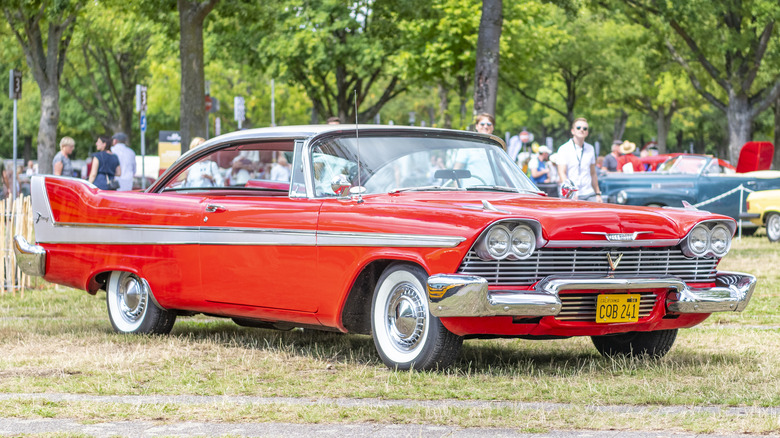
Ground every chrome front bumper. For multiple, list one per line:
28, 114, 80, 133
427, 272, 756, 318
13, 235, 46, 277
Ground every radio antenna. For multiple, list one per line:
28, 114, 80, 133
353, 89, 364, 204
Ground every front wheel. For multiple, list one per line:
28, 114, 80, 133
371, 264, 462, 370
766, 213, 780, 242
106, 271, 176, 334
591, 329, 677, 358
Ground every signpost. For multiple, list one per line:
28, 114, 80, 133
234, 96, 245, 130
9, 69, 22, 200
136, 84, 148, 189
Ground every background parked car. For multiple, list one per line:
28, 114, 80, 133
600, 154, 780, 234
742, 189, 780, 241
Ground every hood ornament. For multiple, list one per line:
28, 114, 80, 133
606, 252, 623, 274
582, 231, 653, 242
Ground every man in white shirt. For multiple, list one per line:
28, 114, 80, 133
556, 118, 602, 202
111, 133, 136, 191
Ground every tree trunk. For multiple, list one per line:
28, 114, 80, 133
458, 76, 469, 128
655, 108, 671, 155
178, 0, 218, 153
23, 135, 32, 165
35, 85, 59, 174
613, 109, 628, 142
438, 83, 451, 129
774, 97, 780, 169
472, 0, 502, 117
726, 94, 752, 164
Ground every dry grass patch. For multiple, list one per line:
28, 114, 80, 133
0, 236, 779, 434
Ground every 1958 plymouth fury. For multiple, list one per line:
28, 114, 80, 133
15, 126, 756, 370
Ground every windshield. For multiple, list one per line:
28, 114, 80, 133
657, 155, 708, 174
309, 134, 539, 197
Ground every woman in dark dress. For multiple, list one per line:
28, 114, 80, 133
88, 135, 121, 189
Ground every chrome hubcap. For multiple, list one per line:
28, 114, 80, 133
118, 273, 148, 324
386, 282, 426, 351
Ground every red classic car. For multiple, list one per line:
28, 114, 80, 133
15, 126, 755, 370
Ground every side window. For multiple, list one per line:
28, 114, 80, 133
161, 142, 295, 193
703, 160, 722, 175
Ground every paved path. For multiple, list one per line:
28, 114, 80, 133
2, 418, 778, 438
0, 393, 779, 437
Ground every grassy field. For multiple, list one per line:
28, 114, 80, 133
0, 235, 779, 434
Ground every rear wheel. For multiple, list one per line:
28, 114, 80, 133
591, 329, 677, 358
106, 271, 176, 334
371, 263, 462, 370
766, 213, 780, 242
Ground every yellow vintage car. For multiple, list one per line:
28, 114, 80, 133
742, 189, 780, 241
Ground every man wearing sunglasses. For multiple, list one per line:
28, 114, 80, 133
556, 117, 602, 202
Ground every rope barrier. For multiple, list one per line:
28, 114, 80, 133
692, 184, 754, 208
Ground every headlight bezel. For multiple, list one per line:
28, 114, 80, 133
509, 225, 536, 260
681, 221, 734, 258
474, 220, 544, 261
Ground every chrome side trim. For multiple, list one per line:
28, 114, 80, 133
543, 239, 680, 248
316, 231, 465, 248
35, 221, 462, 248
13, 235, 46, 277
427, 271, 756, 318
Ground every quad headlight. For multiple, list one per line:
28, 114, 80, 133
681, 222, 733, 258
709, 224, 732, 257
475, 223, 537, 260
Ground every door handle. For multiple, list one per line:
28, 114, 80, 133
205, 204, 226, 213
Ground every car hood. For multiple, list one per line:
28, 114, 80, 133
370, 191, 729, 243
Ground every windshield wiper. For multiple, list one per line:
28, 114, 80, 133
465, 185, 526, 193
389, 186, 462, 194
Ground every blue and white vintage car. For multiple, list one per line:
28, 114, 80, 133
599, 154, 780, 233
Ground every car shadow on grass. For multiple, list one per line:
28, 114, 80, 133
164, 319, 749, 374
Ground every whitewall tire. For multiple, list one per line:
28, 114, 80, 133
106, 271, 176, 334
371, 263, 462, 370
766, 213, 780, 242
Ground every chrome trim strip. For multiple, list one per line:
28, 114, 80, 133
13, 235, 46, 277
581, 231, 653, 242
36, 220, 463, 248
544, 239, 680, 248
427, 271, 755, 318
316, 231, 466, 247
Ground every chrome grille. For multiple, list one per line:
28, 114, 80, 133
457, 247, 718, 285
556, 291, 657, 321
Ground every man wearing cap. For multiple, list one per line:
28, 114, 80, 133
111, 133, 136, 191
528, 145, 553, 184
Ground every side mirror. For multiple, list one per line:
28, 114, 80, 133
330, 174, 351, 196
560, 179, 578, 199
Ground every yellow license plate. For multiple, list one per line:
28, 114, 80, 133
596, 294, 640, 323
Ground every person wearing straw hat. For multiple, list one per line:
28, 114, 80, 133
616, 140, 643, 173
